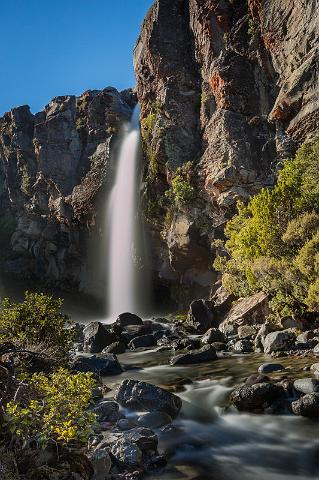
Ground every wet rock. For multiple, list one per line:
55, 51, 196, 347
121, 325, 152, 344
172, 337, 201, 351
102, 341, 126, 354
263, 330, 295, 354
128, 334, 156, 350
210, 341, 227, 352
201, 328, 226, 345
89, 449, 111, 479
116, 419, 136, 431
83, 322, 117, 354
291, 393, 319, 417
294, 378, 319, 395
313, 343, 319, 356
115, 379, 182, 419
185, 299, 216, 333
170, 344, 217, 365
153, 329, 172, 342
116, 312, 143, 327
111, 440, 143, 468
258, 363, 285, 374
72, 354, 122, 376
230, 383, 284, 411
123, 427, 158, 452
233, 339, 253, 353
245, 374, 270, 385
219, 292, 269, 336
297, 331, 316, 343
137, 412, 172, 429
90, 400, 120, 422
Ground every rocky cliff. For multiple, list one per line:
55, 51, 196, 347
0, 88, 135, 295
135, 0, 319, 304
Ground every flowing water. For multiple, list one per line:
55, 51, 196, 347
103, 348, 319, 480
106, 107, 143, 320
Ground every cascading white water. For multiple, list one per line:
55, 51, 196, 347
106, 107, 141, 319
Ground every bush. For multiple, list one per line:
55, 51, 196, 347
215, 137, 319, 318
4, 368, 96, 448
0, 292, 74, 361
165, 162, 195, 207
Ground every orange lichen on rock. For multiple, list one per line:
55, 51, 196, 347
271, 101, 291, 122
262, 31, 278, 51
248, 0, 262, 21
209, 73, 230, 109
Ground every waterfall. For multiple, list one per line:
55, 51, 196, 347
106, 106, 142, 319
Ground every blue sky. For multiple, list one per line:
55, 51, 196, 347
0, 0, 153, 115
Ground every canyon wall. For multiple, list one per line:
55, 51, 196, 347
0, 88, 135, 295
134, 0, 319, 302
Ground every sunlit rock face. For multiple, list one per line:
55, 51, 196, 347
0, 88, 135, 292
135, 0, 319, 300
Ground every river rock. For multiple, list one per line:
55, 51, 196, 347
233, 339, 253, 353
89, 449, 111, 479
245, 374, 270, 385
219, 292, 269, 336
72, 354, 122, 375
230, 383, 284, 411
102, 341, 126, 354
137, 411, 172, 429
185, 299, 216, 333
291, 393, 319, 417
238, 325, 259, 339
128, 334, 156, 350
83, 322, 117, 354
294, 378, 319, 395
263, 330, 295, 354
311, 363, 319, 375
115, 379, 182, 418
172, 337, 201, 351
116, 312, 143, 327
254, 322, 279, 352
297, 331, 316, 343
258, 363, 285, 374
111, 440, 143, 467
170, 344, 217, 365
210, 342, 227, 351
90, 400, 120, 423
201, 328, 226, 345
313, 343, 319, 356
121, 324, 152, 344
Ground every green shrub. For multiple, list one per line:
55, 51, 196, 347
4, 368, 96, 448
0, 292, 74, 361
215, 136, 319, 318
165, 162, 195, 207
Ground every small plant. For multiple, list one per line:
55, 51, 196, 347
0, 292, 74, 361
248, 18, 257, 36
21, 165, 31, 195
4, 368, 97, 448
165, 162, 195, 207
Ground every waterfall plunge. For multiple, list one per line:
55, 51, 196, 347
106, 107, 143, 319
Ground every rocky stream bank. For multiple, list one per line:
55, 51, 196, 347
9, 289, 319, 480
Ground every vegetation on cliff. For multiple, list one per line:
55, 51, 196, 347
215, 137, 319, 319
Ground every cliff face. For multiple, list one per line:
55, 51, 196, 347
135, 0, 319, 300
0, 88, 135, 293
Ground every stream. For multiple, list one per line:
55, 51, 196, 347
103, 348, 319, 480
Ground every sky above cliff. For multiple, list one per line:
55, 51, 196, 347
0, 0, 153, 116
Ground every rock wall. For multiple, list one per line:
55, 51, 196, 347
134, 0, 319, 303
0, 88, 135, 294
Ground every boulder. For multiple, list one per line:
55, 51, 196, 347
89, 449, 111, 479
219, 292, 269, 335
313, 343, 319, 356
115, 379, 182, 418
211, 284, 236, 318
121, 324, 152, 344
254, 322, 279, 352
245, 374, 270, 385
72, 354, 122, 376
233, 339, 253, 353
83, 322, 117, 354
102, 341, 126, 354
201, 328, 226, 345
111, 440, 143, 467
263, 330, 295, 354
311, 363, 319, 375
297, 331, 316, 343
185, 299, 216, 333
258, 363, 285, 374
137, 411, 172, 429
172, 337, 201, 351
230, 383, 284, 411
238, 325, 259, 339
128, 334, 156, 350
90, 400, 120, 422
281, 317, 304, 330
170, 344, 217, 365
291, 393, 319, 417
116, 312, 143, 327
294, 378, 319, 395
